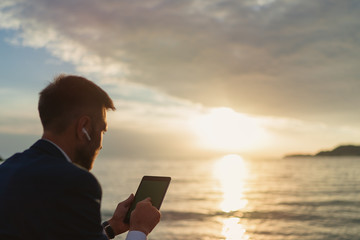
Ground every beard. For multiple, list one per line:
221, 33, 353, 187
73, 144, 97, 170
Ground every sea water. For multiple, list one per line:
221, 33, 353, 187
92, 156, 360, 240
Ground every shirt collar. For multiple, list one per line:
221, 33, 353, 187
42, 139, 72, 163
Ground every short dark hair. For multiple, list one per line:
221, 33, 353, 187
38, 74, 115, 133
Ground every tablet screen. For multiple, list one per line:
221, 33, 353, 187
124, 176, 171, 223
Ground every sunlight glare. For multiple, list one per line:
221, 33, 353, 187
214, 154, 249, 213
222, 218, 249, 240
190, 107, 265, 152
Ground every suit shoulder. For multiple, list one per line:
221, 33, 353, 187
71, 165, 101, 188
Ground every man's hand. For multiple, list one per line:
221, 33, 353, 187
129, 198, 161, 236
107, 194, 134, 235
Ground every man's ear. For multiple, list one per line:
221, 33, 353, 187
76, 115, 92, 141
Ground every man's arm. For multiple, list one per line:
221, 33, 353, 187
49, 170, 107, 240
57, 172, 106, 240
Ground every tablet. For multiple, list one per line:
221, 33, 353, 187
124, 176, 171, 223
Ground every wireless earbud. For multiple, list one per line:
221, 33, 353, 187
82, 128, 91, 141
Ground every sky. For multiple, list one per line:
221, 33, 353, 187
1, 0, 360, 160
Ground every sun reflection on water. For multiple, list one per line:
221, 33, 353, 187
222, 218, 249, 240
214, 154, 250, 239
214, 154, 249, 212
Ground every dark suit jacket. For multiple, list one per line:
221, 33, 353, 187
0, 139, 108, 240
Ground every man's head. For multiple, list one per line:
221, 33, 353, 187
39, 75, 115, 170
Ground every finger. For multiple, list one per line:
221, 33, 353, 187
122, 194, 135, 208
139, 197, 152, 205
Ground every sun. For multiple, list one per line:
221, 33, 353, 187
190, 107, 266, 152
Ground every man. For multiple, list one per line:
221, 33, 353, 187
0, 75, 160, 240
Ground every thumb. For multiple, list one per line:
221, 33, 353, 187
123, 194, 135, 207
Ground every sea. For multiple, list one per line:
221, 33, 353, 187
92, 155, 360, 240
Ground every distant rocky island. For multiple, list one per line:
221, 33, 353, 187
284, 145, 360, 158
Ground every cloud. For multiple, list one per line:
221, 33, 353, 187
100, 127, 211, 159
1, 0, 360, 158
1, 0, 359, 125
